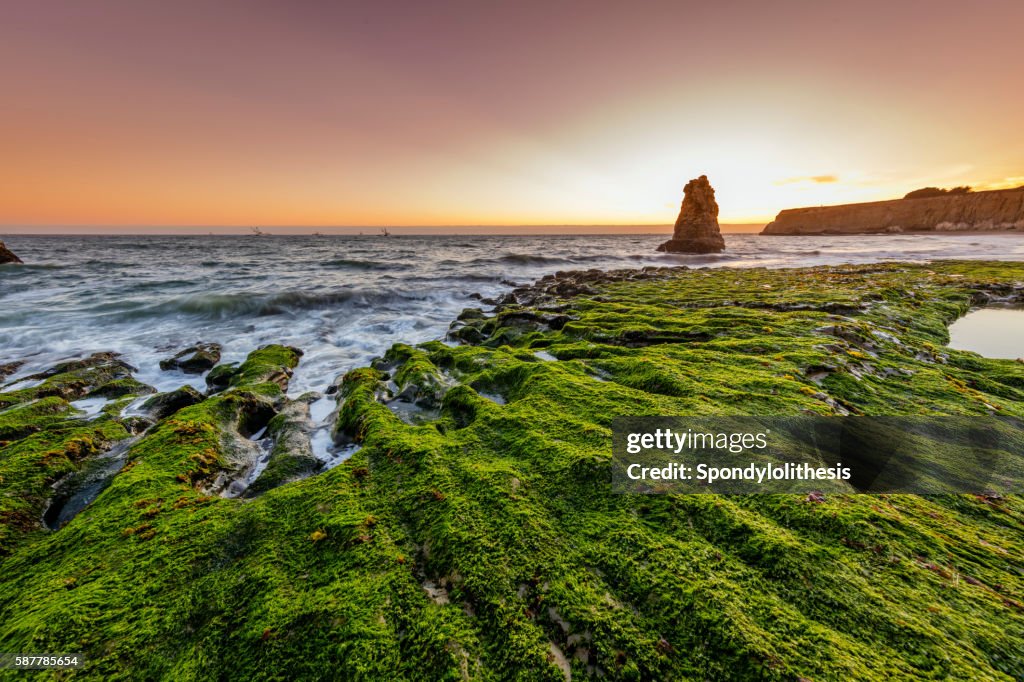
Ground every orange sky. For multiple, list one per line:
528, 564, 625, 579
2, 1, 1022, 232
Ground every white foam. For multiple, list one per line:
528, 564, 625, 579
308, 396, 336, 424
70, 396, 109, 419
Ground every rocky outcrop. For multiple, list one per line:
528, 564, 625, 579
142, 385, 205, 420
160, 343, 222, 373
657, 175, 726, 253
0, 240, 23, 264
762, 187, 1024, 235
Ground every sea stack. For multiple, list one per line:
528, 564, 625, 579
659, 173, 724, 251
657, 175, 726, 253
0, 240, 23, 264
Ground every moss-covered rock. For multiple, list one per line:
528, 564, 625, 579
229, 344, 303, 389
245, 398, 322, 496
159, 343, 222, 374
141, 385, 205, 420
0, 353, 153, 555
0, 352, 150, 410
2, 262, 1024, 680
205, 362, 239, 392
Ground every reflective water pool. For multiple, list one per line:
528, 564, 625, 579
947, 308, 1024, 359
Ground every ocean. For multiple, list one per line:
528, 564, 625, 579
3, 232, 1024, 399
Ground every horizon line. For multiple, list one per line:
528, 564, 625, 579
0, 223, 768, 237
0, 222, 766, 228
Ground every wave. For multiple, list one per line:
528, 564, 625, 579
321, 258, 394, 270
95, 288, 451, 321
467, 253, 574, 266
0, 263, 63, 272
129, 279, 199, 292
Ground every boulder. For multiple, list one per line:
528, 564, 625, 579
160, 343, 222, 374
657, 175, 726, 253
205, 363, 238, 392
0, 240, 23, 264
142, 385, 205, 420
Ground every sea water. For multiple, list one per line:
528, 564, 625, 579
2, 233, 1024, 396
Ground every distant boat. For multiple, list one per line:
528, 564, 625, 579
380, 227, 390, 237
251, 227, 266, 236
312, 231, 324, 236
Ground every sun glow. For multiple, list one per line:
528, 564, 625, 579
1, 2, 1021, 231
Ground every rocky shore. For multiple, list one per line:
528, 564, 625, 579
763, 186, 1024, 235
3, 261, 1024, 679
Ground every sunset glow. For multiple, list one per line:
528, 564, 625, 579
2, 1, 1022, 231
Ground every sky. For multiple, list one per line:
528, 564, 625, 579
2, 0, 1022, 232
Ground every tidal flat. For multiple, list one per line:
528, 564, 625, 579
2, 261, 1024, 680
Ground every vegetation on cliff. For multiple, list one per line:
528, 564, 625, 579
904, 186, 972, 200
1, 262, 1024, 680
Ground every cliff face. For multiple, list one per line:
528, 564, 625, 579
762, 187, 1024, 235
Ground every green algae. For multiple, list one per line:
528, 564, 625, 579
0, 353, 154, 557
1, 264, 1024, 680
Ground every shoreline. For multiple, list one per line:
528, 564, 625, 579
4, 260, 1024, 678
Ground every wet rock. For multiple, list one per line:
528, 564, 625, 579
142, 385, 205, 420
18, 352, 143, 403
498, 310, 571, 331
160, 343, 222, 374
657, 175, 726, 254
36, 352, 129, 379
245, 399, 321, 496
447, 323, 485, 345
0, 360, 25, 381
205, 363, 238, 392
0, 240, 22, 264
457, 307, 486, 322
227, 345, 302, 390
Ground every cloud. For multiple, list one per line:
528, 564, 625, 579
980, 176, 1024, 190
776, 174, 839, 185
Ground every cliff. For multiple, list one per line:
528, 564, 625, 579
762, 186, 1024, 235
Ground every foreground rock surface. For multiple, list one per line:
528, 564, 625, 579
0, 240, 23, 264
3, 263, 1024, 680
657, 175, 726, 253
763, 186, 1024, 235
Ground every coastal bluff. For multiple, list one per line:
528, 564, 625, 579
762, 186, 1024, 235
